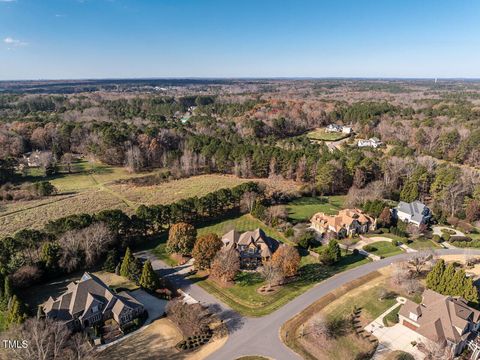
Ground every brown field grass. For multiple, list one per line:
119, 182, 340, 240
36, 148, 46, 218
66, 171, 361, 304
98, 318, 184, 360
0, 168, 300, 238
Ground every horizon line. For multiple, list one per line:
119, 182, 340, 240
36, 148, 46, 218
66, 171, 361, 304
2, 76, 480, 83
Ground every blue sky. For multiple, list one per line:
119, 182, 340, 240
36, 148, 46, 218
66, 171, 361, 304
1, 0, 480, 79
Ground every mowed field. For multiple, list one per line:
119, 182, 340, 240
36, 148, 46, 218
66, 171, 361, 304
0, 160, 300, 238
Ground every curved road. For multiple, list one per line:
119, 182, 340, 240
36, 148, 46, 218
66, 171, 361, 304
137, 249, 480, 360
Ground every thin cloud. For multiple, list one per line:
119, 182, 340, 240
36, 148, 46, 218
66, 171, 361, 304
3, 37, 28, 47
0, 0, 17, 3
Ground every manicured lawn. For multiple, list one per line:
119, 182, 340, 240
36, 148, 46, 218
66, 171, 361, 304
190, 251, 370, 317
408, 238, 442, 250
326, 283, 397, 323
363, 241, 403, 258
307, 128, 350, 142
287, 195, 345, 222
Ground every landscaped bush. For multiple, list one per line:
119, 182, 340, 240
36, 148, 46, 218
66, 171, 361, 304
432, 235, 443, 243
440, 228, 456, 235
176, 332, 213, 351
448, 237, 480, 248
363, 245, 377, 252
390, 226, 408, 238
395, 352, 415, 360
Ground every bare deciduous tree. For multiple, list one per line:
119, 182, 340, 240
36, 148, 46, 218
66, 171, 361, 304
58, 222, 114, 272
240, 191, 257, 213
0, 317, 94, 360
260, 261, 284, 290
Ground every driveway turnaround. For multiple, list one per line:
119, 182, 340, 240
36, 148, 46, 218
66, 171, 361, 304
136, 249, 480, 360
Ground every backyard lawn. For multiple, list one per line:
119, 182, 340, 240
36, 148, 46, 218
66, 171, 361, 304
306, 128, 350, 142
197, 214, 292, 244
287, 196, 345, 222
190, 251, 370, 317
363, 241, 403, 258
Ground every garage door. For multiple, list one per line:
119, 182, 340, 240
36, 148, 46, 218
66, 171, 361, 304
403, 320, 418, 330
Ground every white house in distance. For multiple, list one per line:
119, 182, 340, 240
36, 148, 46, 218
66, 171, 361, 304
357, 137, 382, 148
394, 200, 432, 226
326, 124, 353, 134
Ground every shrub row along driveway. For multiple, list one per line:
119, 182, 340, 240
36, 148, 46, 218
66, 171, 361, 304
136, 249, 480, 360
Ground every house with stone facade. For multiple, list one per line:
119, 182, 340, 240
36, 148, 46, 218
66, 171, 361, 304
43, 272, 145, 331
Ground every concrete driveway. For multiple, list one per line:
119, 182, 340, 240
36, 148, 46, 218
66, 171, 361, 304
129, 289, 167, 322
364, 298, 424, 359
368, 323, 426, 359
432, 226, 465, 237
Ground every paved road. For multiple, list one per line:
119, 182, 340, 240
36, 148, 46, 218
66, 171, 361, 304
136, 249, 480, 360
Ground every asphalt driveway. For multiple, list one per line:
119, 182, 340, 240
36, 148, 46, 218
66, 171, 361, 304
129, 289, 168, 322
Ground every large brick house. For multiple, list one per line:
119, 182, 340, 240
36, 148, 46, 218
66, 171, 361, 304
399, 289, 480, 356
221, 228, 279, 269
43, 272, 145, 330
310, 209, 376, 238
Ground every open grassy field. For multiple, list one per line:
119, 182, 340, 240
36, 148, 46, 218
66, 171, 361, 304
1, 159, 299, 238
306, 128, 350, 142
190, 251, 370, 317
287, 195, 345, 222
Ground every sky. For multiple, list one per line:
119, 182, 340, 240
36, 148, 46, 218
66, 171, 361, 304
1, 0, 480, 80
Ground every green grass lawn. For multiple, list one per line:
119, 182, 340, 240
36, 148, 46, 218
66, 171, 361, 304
287, 195, 345, 222
191, 251, 370, 317
307, 128, 350, 142
326, 283, 397, 323
363, 241, 403, 258
408, 238, 442, 250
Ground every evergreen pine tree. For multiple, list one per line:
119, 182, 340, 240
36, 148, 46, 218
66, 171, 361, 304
1, 276, 12, 310
321, 240, 342, 265
450, 269, 467, 297
139, 260, 159, 292
129, 257, 143, 282
426, 259, 445, 291
438, 263, 456, 294
6, 295, 25, 327
120, 247, 134, 278
463, 277, 479, 304
103, 249, 119, 273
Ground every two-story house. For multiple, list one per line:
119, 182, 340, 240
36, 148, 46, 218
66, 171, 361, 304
43, 272, 145, 331
394, 200, 432, 226
399, 289, 480, 356
221, 228, 279, 269
310, 209, 376, 238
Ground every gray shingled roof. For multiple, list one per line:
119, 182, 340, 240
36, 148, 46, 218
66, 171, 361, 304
396, 200, 428, 224
43, 272, 144, 325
